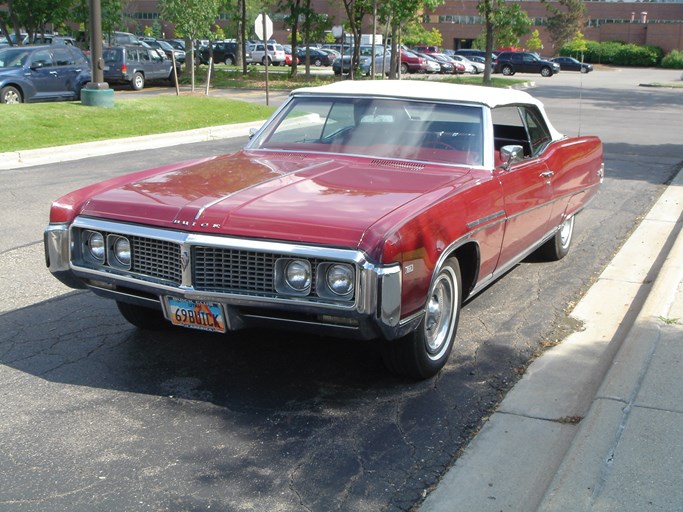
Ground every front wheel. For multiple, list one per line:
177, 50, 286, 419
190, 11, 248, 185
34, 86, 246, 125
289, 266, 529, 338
0, 85, 22, 104
261, 56, 271, 66
225, 56, 235, 66
381, 258, 462, 379
540, 66, 553, 77
537, 214, 575, 261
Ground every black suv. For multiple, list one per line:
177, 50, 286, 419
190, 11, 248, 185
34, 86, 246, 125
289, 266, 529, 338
494, 51, 560, 77
199, 42, 251, 65
103, 45, 177, 90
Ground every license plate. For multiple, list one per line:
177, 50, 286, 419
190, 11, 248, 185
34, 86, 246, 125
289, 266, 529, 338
164, 297, 227, 333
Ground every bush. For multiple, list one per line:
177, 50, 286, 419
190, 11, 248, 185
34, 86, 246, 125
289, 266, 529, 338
613, 44, 663, 66
661, 50, 683, 69
561, 40, 664, 66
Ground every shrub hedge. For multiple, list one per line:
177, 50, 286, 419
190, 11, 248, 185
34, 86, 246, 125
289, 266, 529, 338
560, 40, 666, 67
661, 49, 683, 69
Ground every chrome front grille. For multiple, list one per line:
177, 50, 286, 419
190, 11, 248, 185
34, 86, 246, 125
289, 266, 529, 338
130, 235, 182, 285
192, 247, 325, 296
193, 247, 279, 294
72, 221, 355, 303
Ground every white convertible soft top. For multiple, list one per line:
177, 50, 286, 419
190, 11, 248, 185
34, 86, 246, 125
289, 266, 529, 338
293, 80, 541, 110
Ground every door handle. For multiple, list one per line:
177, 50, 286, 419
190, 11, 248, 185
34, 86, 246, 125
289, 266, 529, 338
540, 171, 554, 178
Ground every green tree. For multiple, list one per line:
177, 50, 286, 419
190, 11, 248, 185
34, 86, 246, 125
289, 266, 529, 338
378, 0, 444, 79
564, 30, 587, 58
402, 24, 442, 48
159, 0, 222, 89
277, 0, 306, 77
477, 0, 531, 83
72, 0, 124, 46
526, 28, 543, 53
3, 0, 74, 43
341, 0, 373, 79
542, 0, 587, 52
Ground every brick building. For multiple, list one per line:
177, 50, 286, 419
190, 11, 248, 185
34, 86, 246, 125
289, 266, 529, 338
4, 1, 682, 55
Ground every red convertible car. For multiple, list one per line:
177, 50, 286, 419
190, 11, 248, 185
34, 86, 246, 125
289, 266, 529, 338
44, 81, 603, 379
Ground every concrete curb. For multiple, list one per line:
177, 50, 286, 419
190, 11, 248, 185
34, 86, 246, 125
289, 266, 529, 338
420, 166, 683, 511
537, 177, 683, 511
0, 120, 265, 171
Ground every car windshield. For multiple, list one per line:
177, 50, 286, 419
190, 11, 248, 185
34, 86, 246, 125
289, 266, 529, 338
249, 96, 484, 166
0, 48, 30, 67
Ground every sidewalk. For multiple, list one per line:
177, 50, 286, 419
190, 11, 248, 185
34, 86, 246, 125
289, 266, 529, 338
421, 167, 683, 511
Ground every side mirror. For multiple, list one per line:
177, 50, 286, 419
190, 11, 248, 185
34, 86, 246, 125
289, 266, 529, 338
499, 144, 524, 169
249, 127, 259, 139
30, 62, 45, 70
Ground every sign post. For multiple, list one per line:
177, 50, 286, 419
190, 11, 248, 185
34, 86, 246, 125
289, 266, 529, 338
255, 13, 273, 105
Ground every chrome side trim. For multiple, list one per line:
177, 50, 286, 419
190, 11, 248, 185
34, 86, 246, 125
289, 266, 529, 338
467, 210, 505, 230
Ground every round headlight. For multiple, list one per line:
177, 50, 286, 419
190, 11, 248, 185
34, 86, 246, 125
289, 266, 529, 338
285, 260, 311, 292
326, 264, 354, 296
113, 237, 131, 266
88, 232, 105, 262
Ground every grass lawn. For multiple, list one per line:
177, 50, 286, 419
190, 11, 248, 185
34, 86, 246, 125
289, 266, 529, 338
0, 95, 275, 153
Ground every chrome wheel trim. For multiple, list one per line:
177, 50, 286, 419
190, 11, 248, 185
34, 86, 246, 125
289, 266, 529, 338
559, 215, 575, 249
424, 266, 457, 359
3, 89, 20, 104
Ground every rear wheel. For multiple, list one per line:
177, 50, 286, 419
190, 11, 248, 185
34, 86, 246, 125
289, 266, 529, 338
381, 258, 461, 379
0, 85, 22, 104
131, 72, 145, 90
117, 301, 169, 330
225, 56, 235, 65
537, 214, 575, 261
501, 65, 514, 76
400, 62, 409, 74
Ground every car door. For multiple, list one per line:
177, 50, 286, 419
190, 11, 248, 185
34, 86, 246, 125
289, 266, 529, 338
27, 49, 60, 99
51, 47, 81, 98
493, 105, 555, 267
146, 48, 167, 79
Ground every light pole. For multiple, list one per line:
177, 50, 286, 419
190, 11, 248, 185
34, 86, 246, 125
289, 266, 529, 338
81, 0, 115, 107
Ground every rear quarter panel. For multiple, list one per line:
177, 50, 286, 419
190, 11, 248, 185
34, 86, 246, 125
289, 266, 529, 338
544, 136, 603, 224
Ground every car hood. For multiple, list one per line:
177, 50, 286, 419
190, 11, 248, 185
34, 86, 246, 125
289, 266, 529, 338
79, 150, 472, 249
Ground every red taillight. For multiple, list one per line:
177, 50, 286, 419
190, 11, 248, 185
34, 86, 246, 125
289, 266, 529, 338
121, 63, 127, 73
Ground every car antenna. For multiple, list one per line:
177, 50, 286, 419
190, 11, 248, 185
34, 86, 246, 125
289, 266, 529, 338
578, 53, 586, 137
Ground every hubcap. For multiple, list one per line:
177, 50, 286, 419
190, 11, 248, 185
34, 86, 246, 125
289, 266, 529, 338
424, 271, 455, 356
559, 216, 574, 248
3, 91, 19, 104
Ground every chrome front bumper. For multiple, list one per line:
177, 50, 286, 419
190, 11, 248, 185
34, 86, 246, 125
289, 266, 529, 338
44, 218, 416, 340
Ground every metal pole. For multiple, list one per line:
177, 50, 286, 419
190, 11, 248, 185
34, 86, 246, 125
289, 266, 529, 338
262, 12, 269, 106
89, 0, 105, 87
82, 0, 113, 106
